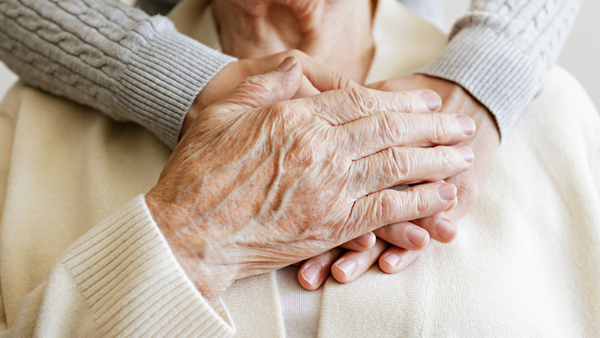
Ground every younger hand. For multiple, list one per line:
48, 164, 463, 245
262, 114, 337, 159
181, 49, 356, 137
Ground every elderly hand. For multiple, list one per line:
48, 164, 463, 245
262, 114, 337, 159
296, 74, 499, 289
211, 0, 375, 83
145, 58, 476, 302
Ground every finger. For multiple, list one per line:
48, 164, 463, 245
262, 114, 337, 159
298, 248, 345, 290
411, 212, 458, 243
378, 246, 424, 274
340, 112, 476, 158
215, 56, 303, 112
373, 222, 430, 250
260, 49, 358, 93
344, 182, 457, 241
307, 87, 442, 126
349, 146, 473, 196
339, 232, 376, 251
331, 238, 389, 283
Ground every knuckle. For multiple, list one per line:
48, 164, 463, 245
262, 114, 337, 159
436, 147, 456, 171
335, 73, 353, 89
379, 112, 402, 143
324, 249, 338, 264
346, 87, 380, 113
376, 190, 398, 223
388, 148, 412, 180
394, 91, 421, 112
412, 188, 431, 216
429, 115, 455, 144
241, 74, 274, 94
268, 102, 296, 129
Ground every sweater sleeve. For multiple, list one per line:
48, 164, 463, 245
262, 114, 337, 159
418, 0, 583, 137
0, 0, 236, 149
0, 195, 236, 338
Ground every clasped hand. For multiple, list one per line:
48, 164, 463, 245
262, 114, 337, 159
146, 58, 475, 302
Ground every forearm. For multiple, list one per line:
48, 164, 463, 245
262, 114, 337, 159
0, 0, 235, 149
419, 0, 583, 137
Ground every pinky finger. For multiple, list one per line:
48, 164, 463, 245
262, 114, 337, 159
378, 246, 425, 274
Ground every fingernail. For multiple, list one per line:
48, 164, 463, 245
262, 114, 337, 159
438, 183, 457, 201
383, 253, 401, 268
420, 91, 441, 111
457, 146, 474, 163
301, 264, 321, 287
406, 226, 428, 247
355, 233, 373, 247
275, 56, 297, 72
435, 219, 457, 241
335, 258, 357, 279
456, 116, 475, 135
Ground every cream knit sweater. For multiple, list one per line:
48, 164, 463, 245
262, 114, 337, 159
1, 2, 599, 336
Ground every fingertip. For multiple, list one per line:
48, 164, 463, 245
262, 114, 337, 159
379, 252, 401, 274
406, 226, 430, 249
419, 90, 442, 111
379, 248, 423, 274
332, 258, 357, 284
433, 218, 458, 243
298, 263, 323, 291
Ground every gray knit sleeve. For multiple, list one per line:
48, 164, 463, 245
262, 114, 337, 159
418, 0, 583, 137
0, 0, 236, 149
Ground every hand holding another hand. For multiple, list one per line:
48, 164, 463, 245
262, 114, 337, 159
296, 74, 500, 290
146, 58, 476, 302
182, 49, 356, 137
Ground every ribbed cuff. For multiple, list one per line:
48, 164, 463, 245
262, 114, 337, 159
418, 25, 546, 138
61, 195, 235, 338
118, 17, 236, 149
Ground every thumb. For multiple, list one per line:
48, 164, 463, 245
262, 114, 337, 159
216, 56, 303, 112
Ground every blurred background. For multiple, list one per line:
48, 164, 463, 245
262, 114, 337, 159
1, 0, 598, 109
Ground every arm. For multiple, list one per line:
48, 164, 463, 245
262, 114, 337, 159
0, 0, 235, 149
419, 0, 584, 137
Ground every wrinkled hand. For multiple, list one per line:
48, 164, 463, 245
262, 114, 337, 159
146, 58, 476, 302
296, 74, 500, 290
211, 0, 375, 82
182, 49, 356, 137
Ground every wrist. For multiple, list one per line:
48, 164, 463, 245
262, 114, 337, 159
145, 191, 238, 302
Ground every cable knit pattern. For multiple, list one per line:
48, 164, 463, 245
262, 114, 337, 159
0, 0, 583, 144
0, 0, 236, 149
419, 0, 583, 137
